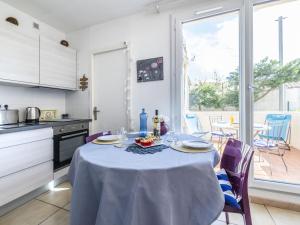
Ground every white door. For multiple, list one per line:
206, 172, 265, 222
92, 49, 127, 133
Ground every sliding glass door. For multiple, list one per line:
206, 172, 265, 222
253, 0, 300, 186
182, 11, 240, 151
175, 0, 300, 193
182, 11, 240, 150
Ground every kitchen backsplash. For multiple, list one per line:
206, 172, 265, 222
0, 85, 66, 122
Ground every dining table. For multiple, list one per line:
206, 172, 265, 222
68, 134, 224, 225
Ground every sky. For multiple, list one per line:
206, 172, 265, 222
183, 0, 300, 83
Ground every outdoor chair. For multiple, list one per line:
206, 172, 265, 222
209, 115, 234, 152
185, 114, 209, 137
262, 114, 292, 150
216, 139, 254, 225
254, 119, 288, 174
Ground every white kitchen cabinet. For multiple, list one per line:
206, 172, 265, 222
0, 128, 53, 207
0, 139, 53, 178
0, 127, 53, 149
40, 36, 77, 90
0, 161, 53, 206
0, 25, 39, 85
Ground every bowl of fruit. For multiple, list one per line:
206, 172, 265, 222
135, 135, 160, 148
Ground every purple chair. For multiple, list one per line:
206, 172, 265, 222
85, 131, 111, 143
221, 139, 254, 225
221, 139, 242, 172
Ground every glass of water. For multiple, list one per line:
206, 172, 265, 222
166, 130, 178, 144
118, 127, 128, 147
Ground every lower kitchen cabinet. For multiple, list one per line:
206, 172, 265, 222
0, 128, 54, 207
0, 161, 53, 206
0, 139, 53, 178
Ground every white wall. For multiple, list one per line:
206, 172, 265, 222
65, 27, 92, 119
66, 0, 223, 130
0, 85, 66, 122
0, 0, 67, 120
66, 12, 171, 130
66, 0, 226, 130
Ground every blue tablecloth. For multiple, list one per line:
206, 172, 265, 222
69, 135, 224, 225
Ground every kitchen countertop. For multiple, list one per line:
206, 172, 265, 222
42, 119, 92, 127
0, 119, 92, 135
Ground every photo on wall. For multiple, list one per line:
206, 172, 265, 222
136, 57, 163, 82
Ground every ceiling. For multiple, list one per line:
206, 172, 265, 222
2, 0, 195, 32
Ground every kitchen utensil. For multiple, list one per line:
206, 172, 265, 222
25, 107, 41, 123
0, 104, 19, 125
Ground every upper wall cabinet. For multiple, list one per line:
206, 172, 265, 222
0, 25, 39, 84
40, 36, 77, 90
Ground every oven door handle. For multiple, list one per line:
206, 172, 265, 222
61, 131, 88, 140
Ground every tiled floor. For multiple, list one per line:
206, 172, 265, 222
0, 182, 300, 225
0, 182, 71, 225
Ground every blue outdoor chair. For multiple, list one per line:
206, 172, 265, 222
259, 114, 291, 150
185, 114, 209, 137
254, 114, 291, 174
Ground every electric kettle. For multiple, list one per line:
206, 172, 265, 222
25, 107, 41, 123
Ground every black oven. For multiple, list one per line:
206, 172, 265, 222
53, 122, 89, 171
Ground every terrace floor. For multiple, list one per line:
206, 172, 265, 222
253, 146, 300, 185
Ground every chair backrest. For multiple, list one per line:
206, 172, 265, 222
185, 114, 202, 134
85, 131, 111, 143
264, 114, 291, 142
220, 139, 254, 199
220, 139, 242, 173
237, 144, 254, 200
209, 115, 223, 132
229, 144, 253, 200
260, 120, 285, 143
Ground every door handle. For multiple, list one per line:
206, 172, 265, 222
248, 84, 256, 91
93, 106, 100, 120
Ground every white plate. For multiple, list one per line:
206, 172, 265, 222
182, 140, 213, 149
97, 135, 119, 142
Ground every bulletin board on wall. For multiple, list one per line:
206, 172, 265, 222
136, 57, 163, 82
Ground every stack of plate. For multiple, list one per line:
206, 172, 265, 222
92, 135, 120, 145
170, 140, 213, 153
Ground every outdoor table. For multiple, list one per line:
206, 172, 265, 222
213, 122, 269, 138
68, 134, 224, 225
